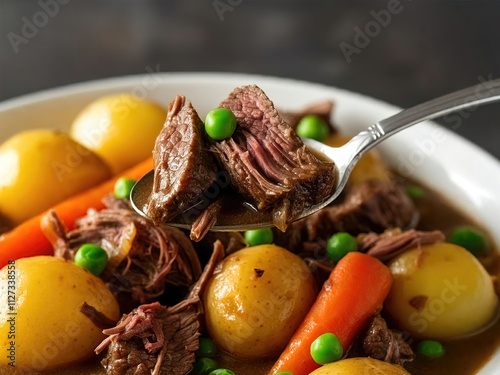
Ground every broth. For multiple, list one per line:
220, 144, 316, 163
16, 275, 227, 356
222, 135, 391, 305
132, 146, 336, 232
132, 170, 276, 229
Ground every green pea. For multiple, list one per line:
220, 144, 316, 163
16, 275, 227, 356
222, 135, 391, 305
244, 228, 274, 246
296, 115, 329, 142
74, 244, 108, 276
197, 338, 217, 357
208, 370, 235, 375
310, 333, 343, 365
205, 108, 237, 140
418, 340, 445, 358
326, 232, 358, 263
192, 357, 218, 375
449, 226, 488, 257
114, 177, 137, 199
406, 185, 424, 200
275, 372, 293, 375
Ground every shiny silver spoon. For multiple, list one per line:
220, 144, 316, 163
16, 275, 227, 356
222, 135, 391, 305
131, 78, 500, 231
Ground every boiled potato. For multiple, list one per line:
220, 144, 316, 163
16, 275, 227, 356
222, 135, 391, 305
0, 130, 111, 224
71, 95, 167, 173
386, 243, 498, 339
324, 134, 390, 185
309, 357, 410, 375
0, 256, 120, 370
203, 245, 317, 358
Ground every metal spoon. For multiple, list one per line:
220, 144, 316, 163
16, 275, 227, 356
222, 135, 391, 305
131, 78, 500, 231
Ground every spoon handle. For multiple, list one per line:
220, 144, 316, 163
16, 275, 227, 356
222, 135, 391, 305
298, 78, 500, 218
346, 78, 500, 159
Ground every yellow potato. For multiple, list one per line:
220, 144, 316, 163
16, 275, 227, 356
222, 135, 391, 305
386, 243, 498, 339
70, 95, 167, 173
324, 134, 390, 185
0, 130, 111, 224
0, 256, 120, 370
309, 357, 411, 375
203, 245, 317, 358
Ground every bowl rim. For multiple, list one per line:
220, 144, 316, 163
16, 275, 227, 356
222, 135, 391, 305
0, 71, 498, 159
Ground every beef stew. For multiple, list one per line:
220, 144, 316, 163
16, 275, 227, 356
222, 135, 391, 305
1, 85, 499, 375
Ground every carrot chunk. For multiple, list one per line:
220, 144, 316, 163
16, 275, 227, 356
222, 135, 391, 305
270, 252, 393, 375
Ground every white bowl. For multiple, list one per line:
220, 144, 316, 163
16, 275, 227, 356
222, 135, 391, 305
0, 73, 499, 373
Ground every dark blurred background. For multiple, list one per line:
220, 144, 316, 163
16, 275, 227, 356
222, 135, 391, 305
1, 0, 499, 158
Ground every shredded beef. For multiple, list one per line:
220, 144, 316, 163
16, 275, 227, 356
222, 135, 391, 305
210, 85, 336, 230
80, 302, 117, 330
303, 229, 443, 276
98, 241, 225, 375
189, 199, 223, 242
358, 228, 445, 262
41, 197, 202, 308
103, 195, 132, 210
147, 95, 218, 226
361, 314, 414, 365
99, 302, 198, 375
274, 179, 417, 253
41, 210, 71, 257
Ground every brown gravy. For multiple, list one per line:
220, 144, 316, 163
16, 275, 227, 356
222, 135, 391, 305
133, 170, 336, 231
132, 170, 276, 230
132, 148, 335, 231
2, 178, 500, 375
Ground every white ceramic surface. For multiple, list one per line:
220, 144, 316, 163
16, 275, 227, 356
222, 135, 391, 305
0, 73, 499, 373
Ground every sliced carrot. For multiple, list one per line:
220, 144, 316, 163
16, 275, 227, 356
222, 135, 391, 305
270, 252, 393, 375
0, 157, 153, 269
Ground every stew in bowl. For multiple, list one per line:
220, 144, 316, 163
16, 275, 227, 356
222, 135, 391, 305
0, 73, 499, 375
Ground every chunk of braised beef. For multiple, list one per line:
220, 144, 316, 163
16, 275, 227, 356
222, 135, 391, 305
210, 85, 336, 230
361, 314, 414, 365
41, 197, 202, 309
98, 302, 199, 375
304, 179, 416, 239
97, 241, 225, 375
147, 95, 219, 226
274, 179, 417, 253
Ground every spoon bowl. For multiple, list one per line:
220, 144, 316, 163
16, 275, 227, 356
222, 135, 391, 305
131, 169, 283, 231
131, 79, 500, 231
